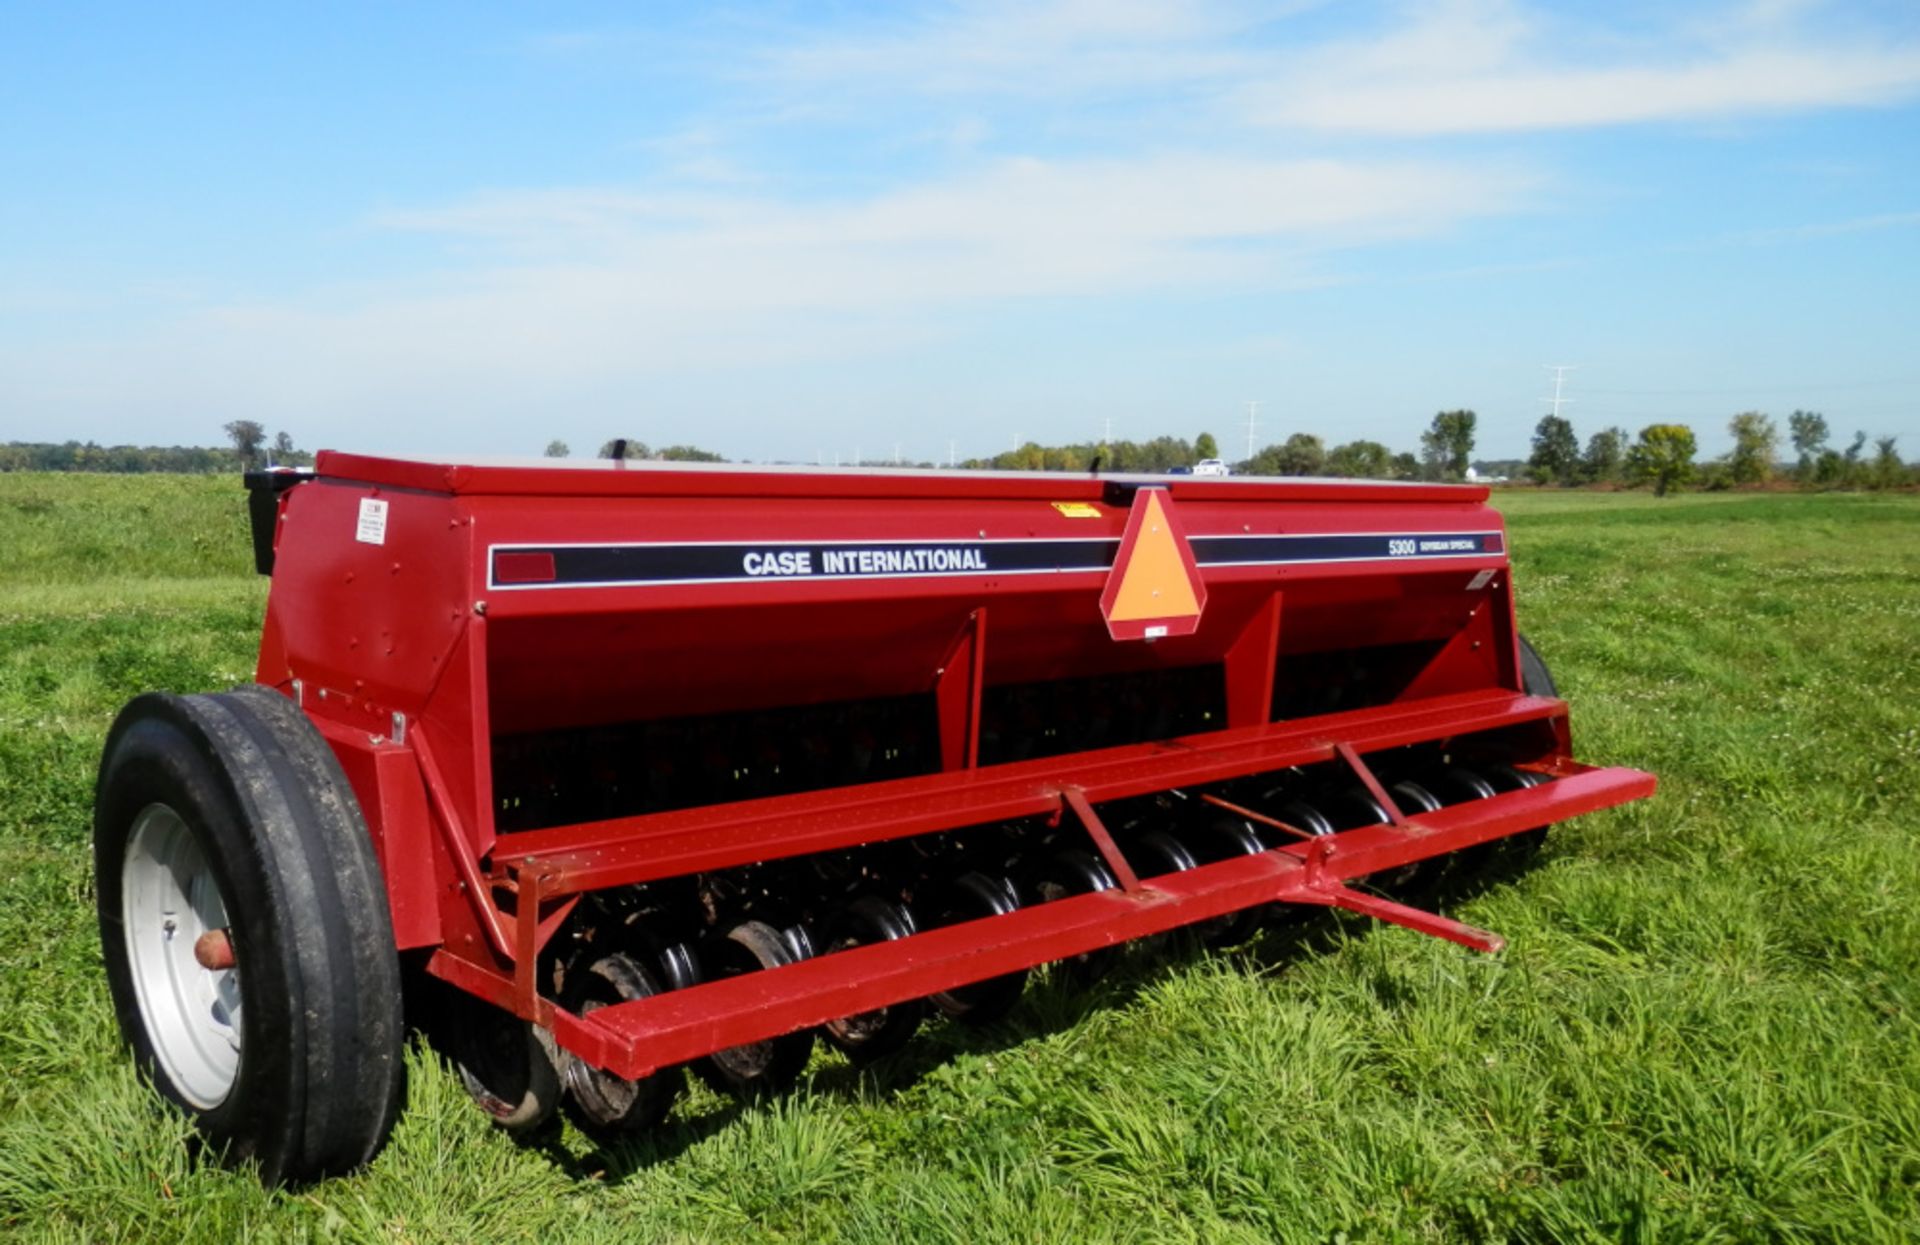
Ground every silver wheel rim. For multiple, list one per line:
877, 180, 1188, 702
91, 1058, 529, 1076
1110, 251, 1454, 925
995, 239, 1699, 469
123, 803, 242, 1108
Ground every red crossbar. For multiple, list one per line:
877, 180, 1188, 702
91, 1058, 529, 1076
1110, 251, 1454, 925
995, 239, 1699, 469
493, 688, 1566, 896
502, 761, 1653, 1079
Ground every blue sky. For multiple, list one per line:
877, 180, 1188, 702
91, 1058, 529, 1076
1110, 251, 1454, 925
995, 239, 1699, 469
3, 1, 1917, 463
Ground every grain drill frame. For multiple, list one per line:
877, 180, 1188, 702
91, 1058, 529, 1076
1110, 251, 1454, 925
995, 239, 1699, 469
94, 452, 1654, 1183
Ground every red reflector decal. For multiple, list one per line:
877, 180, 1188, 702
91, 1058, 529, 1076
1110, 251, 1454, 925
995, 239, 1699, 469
1484, 533, 1505, 553
494, 551, 557, 584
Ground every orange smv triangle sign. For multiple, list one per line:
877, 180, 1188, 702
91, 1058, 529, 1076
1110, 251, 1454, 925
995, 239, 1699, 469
1099, 488, 1208, 641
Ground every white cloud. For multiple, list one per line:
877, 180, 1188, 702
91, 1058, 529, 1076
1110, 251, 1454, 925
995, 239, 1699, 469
4, 150, 1530, 449
748, 0, 1920, 136
1232, 1, 1920, 135
370, 153, 1534, 309
1244, 43, 1920, 135
752, 0, 1268, 99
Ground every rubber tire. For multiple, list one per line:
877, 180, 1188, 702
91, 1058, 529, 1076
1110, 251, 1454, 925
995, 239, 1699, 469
1519, 633, 1559, 699
693, 921, 815, 1096
95, 687, 404, 1186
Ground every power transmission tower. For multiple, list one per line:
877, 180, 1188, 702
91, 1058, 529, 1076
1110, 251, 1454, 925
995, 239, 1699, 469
1244, 400, 1261, 461
1543, 365, 1577, 419
948, 439, 957, 468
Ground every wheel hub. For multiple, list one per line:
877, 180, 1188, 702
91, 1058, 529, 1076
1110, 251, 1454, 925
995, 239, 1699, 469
122, 803, 242, 1110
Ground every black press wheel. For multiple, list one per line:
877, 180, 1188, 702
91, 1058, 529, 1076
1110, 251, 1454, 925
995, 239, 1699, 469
94, 687, 404, 1185
1191, 817, 1272, 945
694, 920, 816, 1096
448, 995, 562, 1134
559, 952, 682, 1137
1483, 763, 1551, 867
1130, 829, 1200, 879
1374, 780, 1447, 899
1448, 635, 1560, 882
1028, 849, 1122, 983
927, 872, 1029, 1026
819, 897, 925, 1065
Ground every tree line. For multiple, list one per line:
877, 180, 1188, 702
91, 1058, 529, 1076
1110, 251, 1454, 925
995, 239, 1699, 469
0, 420, 316, 474
1525, 410, 1913, 495
960, 411, 1479, 482
5, 412, 1911, 496
0, 441, 239, 473
954, 408, 1912, 498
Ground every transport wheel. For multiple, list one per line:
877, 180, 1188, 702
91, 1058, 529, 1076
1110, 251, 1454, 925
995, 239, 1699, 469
1029, 849, 1122, 981
695, 920, 815, 1096
819, 897, 925, 1065
1518, 633, 1559, 700
560, 953, 683, 1138
94, 687, 405, 1185
450, 999, 562, 1133
928, 873, 1029, 1025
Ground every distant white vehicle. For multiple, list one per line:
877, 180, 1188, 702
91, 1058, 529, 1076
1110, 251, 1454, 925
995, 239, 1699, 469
1192, 458, 1231, 477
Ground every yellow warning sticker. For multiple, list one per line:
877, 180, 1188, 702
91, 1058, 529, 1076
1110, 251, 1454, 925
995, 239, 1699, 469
1051, 502, 1101, 518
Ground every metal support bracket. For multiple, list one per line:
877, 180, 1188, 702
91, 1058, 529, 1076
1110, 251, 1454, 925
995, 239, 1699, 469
1057, 786, 1144, 892
1200, 792, 1319, 841
513, 867, 546, 1016
1334, 740, 1407, 826
1316, 884, 1505, 953
413, 731, 515, 962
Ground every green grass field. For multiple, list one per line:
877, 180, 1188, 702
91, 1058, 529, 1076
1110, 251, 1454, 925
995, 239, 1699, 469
2, 475, 1916, 1243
